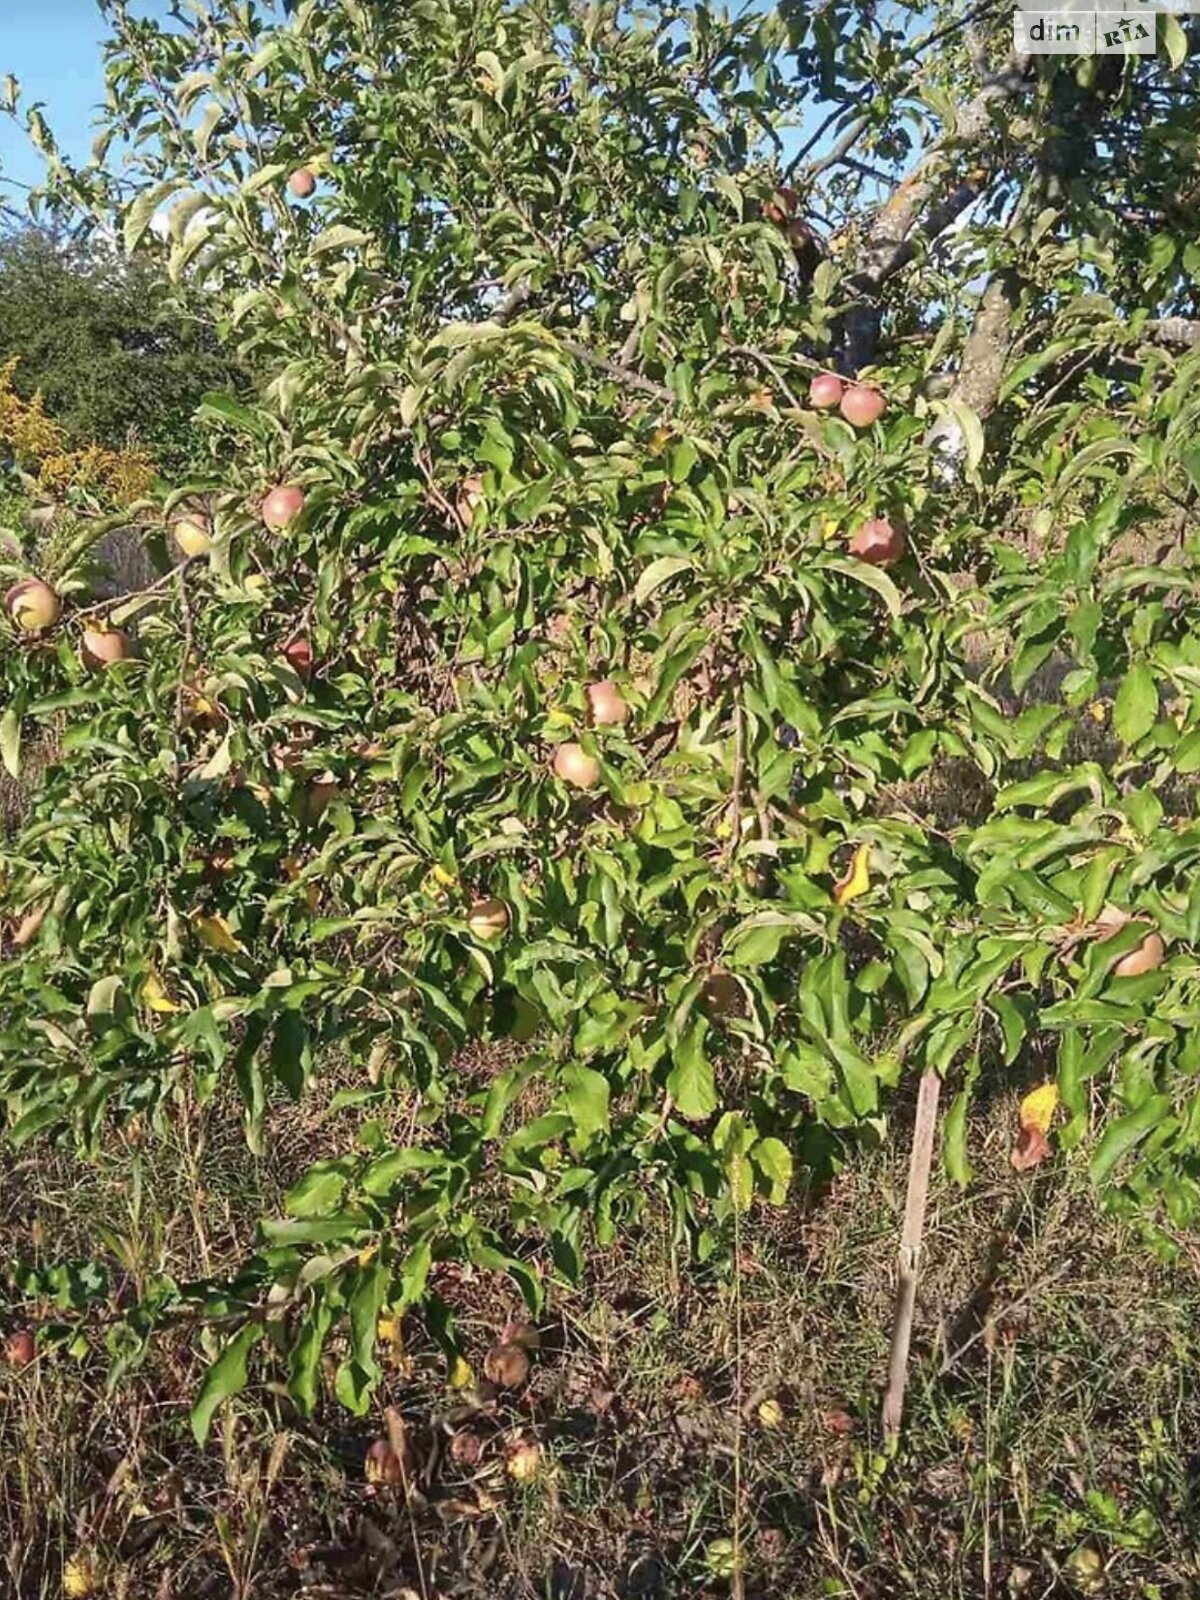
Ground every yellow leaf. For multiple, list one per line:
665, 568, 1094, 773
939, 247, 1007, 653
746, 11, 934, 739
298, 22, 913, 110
833, 843, 871, 905
357, 1242, 379, 1267
142, 968, 182, 1014
821, 518, 839, 541
191, 912, 243, 954
377, 1313, 400, 1344
1019, 1082, 1059, 1135
757, 1397, 784, 1428
63, 1552, 99, 1599
431, 864, 458, 888
1086, 701, 1107, 724
448, 1354, 475, 1390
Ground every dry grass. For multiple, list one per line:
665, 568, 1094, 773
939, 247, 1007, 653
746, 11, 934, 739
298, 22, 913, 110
4, 1082, 1200, 1600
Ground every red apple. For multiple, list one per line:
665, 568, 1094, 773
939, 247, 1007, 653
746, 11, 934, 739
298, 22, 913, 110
80, 626, 132, 670
6, 578, 61, 632
364, 1439, 406, 1485
261, 485, 305, 530
848, 517, 905, 566
552, 742, 600, 790
809, 372, 844, 409
281, 633, 313, 679
289, 168, 317, 199
586, 680, 629, 727
5, 1329, 35, 1367
839, 385, 887, 428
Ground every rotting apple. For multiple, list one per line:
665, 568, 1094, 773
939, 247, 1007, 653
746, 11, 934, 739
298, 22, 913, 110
483, 1342, 530, 1388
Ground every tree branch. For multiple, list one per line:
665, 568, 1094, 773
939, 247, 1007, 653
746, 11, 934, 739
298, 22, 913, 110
926, 269, 1022, 480
1144, 318, 1200, 349
559, 338, 674, 403
842, 48, 1032, 370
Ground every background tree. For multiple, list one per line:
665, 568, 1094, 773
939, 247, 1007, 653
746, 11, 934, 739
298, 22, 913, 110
0, 0, 1198, 1460
0, 225, 244, 472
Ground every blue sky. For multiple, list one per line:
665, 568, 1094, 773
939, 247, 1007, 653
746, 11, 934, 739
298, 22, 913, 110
0, 1, 160, 198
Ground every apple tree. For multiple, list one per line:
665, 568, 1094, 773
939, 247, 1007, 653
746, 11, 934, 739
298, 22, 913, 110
2, 0, 1199, 1428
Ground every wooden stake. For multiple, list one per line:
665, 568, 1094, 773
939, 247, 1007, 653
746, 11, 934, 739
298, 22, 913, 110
881, 1067, 941, 1442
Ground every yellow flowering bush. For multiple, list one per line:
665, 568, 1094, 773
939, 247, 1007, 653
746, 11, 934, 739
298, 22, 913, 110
0, 358, 155, 506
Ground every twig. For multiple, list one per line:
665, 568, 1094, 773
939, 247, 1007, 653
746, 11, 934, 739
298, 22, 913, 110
801, 115, 871, 182
559, 338, 674, 403
730, 1167, 746, 1600
727, 345, 804, 411
726, 700, 745, 858
881, 1067, 941, 1441
384, 1405, 430, 1600
175, 561, 195, 728
71, 564, 181, 622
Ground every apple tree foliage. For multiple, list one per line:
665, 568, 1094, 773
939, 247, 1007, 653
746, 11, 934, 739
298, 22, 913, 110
1, 0, 1199, 1427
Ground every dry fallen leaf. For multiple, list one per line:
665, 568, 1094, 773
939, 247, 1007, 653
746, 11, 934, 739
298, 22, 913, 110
833, 842, 872, 905
1011, 1123, 1051, 1172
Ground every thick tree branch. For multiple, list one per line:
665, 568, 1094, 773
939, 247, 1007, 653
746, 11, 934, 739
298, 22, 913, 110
925, 270, 1022, 482
1145, 318, 1200, 349
842, 49, 1032, 370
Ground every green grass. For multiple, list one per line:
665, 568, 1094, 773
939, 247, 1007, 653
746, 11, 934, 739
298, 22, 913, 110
5, 1084, 1200, 1599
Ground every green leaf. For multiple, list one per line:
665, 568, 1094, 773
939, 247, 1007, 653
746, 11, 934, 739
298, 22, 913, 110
667, 1018, 717, 1120
196, 392, 268, 436
820, 554, 902, 619
308, 224, 370, 256
285, 1162, 347, 1218
560, 1065, 610, 1139
241, 161, 289, 197
123, 178, 184, 252
634, 555, 693, 606
0, 702, 21, 780
752, 1136, 793, 1203
191, 1323, 263, 1445
289, 1293, 334, 1415
85, 975, 125, 1030
1162, 13, 1188, 69
1113, 661, 1157, 747
1089, 1095, 1172, 1186
943, 1087, 972, 1186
